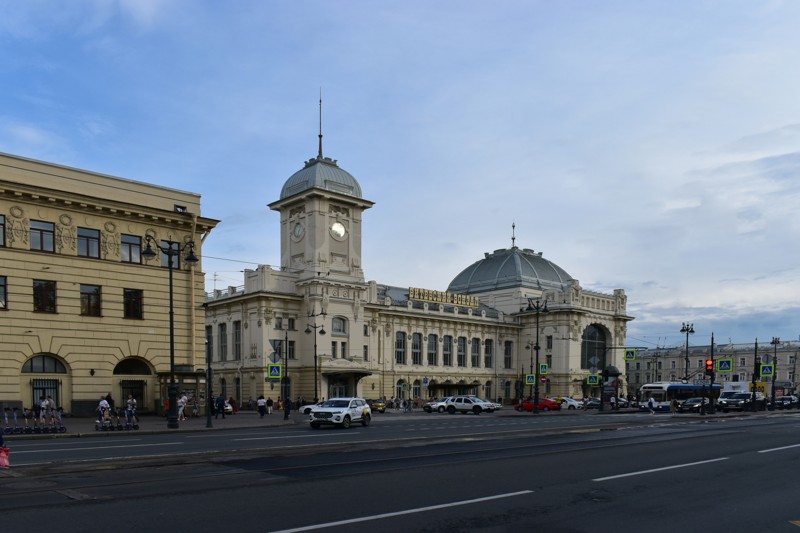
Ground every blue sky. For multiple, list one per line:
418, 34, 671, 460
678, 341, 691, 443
3, 1, 800, 349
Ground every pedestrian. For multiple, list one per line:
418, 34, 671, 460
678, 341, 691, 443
267, 396, 274, 415
257, 395, 266, 418
283, 396, 292, 420
670, 398, 679, 416
648, 396, 656, 414
105, 393, 115, 414
229, 397, 237, 414
215, 394, 226, 419
177, 391, 188, 421
609, 395, 617, 410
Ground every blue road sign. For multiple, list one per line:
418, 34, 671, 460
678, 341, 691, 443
717, 358, 733, 372
539, 363, 549, 375
760, 364, 774, 377
624, 349, 636, 360
526, 374, 536, 384
587, 374, 599, 385
268, 364, 282, 379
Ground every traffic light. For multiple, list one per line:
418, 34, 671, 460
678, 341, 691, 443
705, 359, 714, 376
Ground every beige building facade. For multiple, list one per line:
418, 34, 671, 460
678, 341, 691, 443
205, 143, 634, 406
0, 152, 218, 416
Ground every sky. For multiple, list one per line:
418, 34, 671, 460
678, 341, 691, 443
2, 0, 800, 349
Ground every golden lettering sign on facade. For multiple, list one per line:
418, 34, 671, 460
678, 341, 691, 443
409, 287, 480, 308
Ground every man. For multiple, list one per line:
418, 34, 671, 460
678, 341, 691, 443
177, 392, 188, 421
215, 394, 226, 419
283, 396, 292, 420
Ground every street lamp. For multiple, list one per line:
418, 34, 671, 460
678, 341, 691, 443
770, 337, 780, 410
305, 310, 326, 402
142, 236, 198, 430
680, 322, 694, 380
525, 298, 548, 414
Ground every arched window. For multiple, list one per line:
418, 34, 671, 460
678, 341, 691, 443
113, 358, 152, 375
581, 325, 607, 370
332, 317, 347, 334
22, 354, 67, 373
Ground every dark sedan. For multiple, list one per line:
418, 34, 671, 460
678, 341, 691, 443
678, 397, 708, 413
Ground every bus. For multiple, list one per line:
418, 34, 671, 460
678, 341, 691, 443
638, 382, 722, 411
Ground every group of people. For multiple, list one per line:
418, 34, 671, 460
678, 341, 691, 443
256, 395, 276, 417
97, 393, 139, 426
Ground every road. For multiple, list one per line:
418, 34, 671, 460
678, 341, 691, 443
2, 411, 800, 532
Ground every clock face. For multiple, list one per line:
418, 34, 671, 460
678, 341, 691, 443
292, 222, 304, 238
330, 221, 346, 238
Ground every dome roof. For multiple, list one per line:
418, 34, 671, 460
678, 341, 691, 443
447, 247, 573, 294
280, 155, 362, 200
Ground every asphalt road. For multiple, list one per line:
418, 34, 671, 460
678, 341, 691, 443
2, 411, 800, 532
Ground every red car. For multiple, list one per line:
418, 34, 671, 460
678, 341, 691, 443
514, 398, 562, 412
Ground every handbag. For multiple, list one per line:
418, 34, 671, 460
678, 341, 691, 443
0, 447, 10, 468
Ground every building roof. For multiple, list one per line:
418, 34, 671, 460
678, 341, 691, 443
280, 155, 362, 200
447, 246, 573, 294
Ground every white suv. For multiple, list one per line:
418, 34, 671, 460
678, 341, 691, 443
309, 397, 372, 429
444, 395, 496, 414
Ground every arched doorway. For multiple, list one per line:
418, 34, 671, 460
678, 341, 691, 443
113, 357, 152, 413
22, 354, 69, 410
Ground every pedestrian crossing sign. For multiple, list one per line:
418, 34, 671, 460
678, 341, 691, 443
586, 374, 600, 385
716, 358, 733, 372
760, 364, 774, 377
267, 364, 282, 380
624, 349, 636, 360
539, 363, 549, 375
526, 374, 536, 385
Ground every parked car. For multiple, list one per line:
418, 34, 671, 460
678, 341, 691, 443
298, 401, 324, 415
423, 397, 453, 413
556, 397, 582, 410
514, 398, 562, 412
367, 399, 386, 413
719, 392, 766, 412
309, 398, 371, 429
678, 397, 708, 413
582, 398, 601, 409
774, 395, 798, 409
444, 396, 496, 414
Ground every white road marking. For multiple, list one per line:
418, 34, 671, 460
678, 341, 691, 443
234, 433, 361, 442
593, 457, 729, 481
11, 442, 182, 454
270, 490, 533, 532
758, 443, 800, 454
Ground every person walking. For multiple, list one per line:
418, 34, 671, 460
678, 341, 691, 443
215, 394, 226, 419
670, 398, 679, 416
177, 392, 188, 421
648, 396, 656, 414
266, 397, 274, 415
257, 395, 266, 418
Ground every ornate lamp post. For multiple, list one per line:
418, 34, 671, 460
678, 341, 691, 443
680, 322, 694, 380
305, 309, 326, 403
770, 337, 780, 410
526, 298, 548, 414
142, 236, 198, 430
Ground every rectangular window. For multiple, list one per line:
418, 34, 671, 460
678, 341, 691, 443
457, 337, 467, 367
121, 234, 141, 263
287, 317, 295, 330
79, 284, 101, 316
218, 323, 227, 361
363, 344, 369, 362
504, 341, 513, 369
546, 335, 553, 351
123, 288, 143, 319
0, 275, 6, 309
233, 321, 242, 360
471, 338, 480, 367
288, 340, 295, 359
275, 317, 283, 330
331, 341, 338, 359
31, 220, 55, 252
484, 339, 493, 368
395, 332, 407, 365
443, 336, 453, 366
363, 324, 370, 337
33, 280, 56, 313
160, 240, 180, 269
427, 335, 438, 366
739, 358, 746, 367
77, 228, 100, 258
412, 333, 422, 365
0, 215, 5, 247
341, 341, 347, 359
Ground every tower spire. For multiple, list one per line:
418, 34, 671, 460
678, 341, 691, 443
318, 88, 323, 159
511, 221, 516, 248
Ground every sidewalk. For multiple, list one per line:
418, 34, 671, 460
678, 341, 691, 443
3, 410, 297, 440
